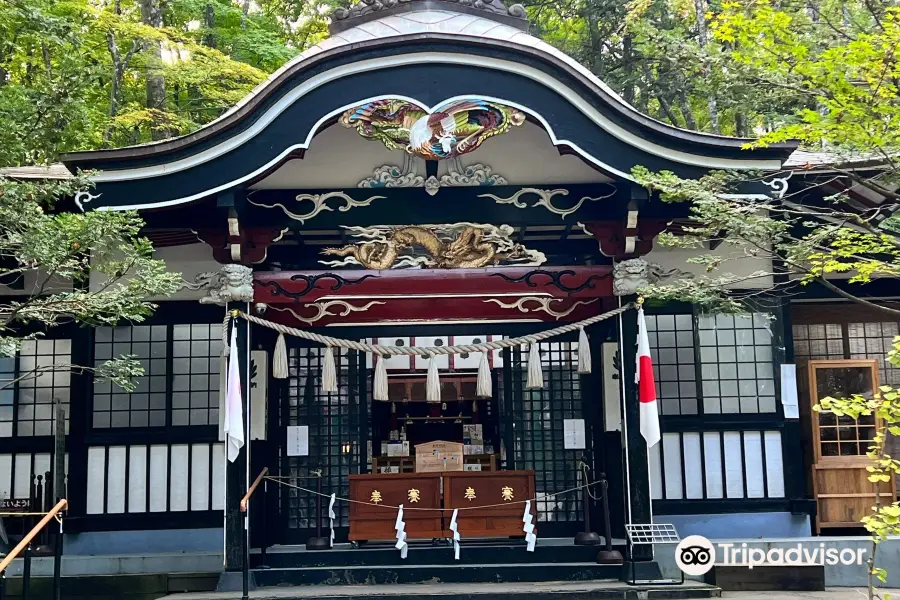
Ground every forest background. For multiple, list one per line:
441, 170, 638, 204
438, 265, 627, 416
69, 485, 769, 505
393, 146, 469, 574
0, 0, 873, 167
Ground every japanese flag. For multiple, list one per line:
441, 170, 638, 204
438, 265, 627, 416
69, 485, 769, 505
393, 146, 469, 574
223, 326, 245, 462
636, 306, 660, 448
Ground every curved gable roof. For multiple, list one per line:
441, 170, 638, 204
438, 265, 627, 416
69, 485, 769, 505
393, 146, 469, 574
60, 8, 797, 210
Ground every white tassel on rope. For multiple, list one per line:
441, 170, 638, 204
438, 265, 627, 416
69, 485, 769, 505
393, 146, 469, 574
522, 500, 537, 552
577, 328, 591, 375
525, 343, 543, 389
373, 355, 389, 401
476, 352, 492, 398
273, 333, 288, 379
328, 493, 336, 548
449, 508, 461, 560
394, 504, 408, 559
222, 312, 231, 357
322, 346, 338, 393
426, 354, 441, 402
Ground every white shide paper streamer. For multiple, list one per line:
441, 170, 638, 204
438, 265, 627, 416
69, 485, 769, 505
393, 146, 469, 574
328, 493, 336, 548
523, 500, 537, 552
394, 504, 408, 559
449, 508, 461, 560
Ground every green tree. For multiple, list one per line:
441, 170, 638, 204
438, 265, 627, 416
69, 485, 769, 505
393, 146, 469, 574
0, 173, 180, 391
0, 0, 292, 164
629, 3, 900, 597
632, 0, 900, 315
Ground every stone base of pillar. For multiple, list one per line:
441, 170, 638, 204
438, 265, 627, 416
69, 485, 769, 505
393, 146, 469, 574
620, 559, 664, 583
216, 570, 257, 593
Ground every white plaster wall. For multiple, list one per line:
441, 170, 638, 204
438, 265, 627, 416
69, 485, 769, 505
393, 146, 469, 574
250, 125, 402, 190
0, 271, 73, 296
89, 243, 221, 302
449, 121, 611, 185
644, 245, 775, 290
251, 120, 611, 190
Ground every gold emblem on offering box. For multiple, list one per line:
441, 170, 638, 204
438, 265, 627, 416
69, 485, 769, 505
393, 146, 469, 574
407, 488, 421, 503
370, 490, 383, 504
464, 487, 476, 501
501, 486, 515, 501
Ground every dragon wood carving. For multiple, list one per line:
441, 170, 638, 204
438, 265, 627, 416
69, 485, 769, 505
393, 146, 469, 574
321, 223, 546, 269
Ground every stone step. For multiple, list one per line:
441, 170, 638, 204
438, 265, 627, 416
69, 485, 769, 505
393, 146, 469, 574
160, 580, 722, 600
252, 562, 623, 586
252, 541, 625, 568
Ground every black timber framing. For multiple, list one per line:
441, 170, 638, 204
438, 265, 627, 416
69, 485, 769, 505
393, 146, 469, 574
63, 302, 230, 534
641, 299, 813, 521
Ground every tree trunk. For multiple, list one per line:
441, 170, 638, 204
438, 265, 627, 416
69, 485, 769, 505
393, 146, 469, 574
657, 94, 682, 127
241, 0, 251, 28
735, 111, 749, 137
203, 3, 216, 48
693, 0, 719, 133
677, 91, 698, 130
104, 35, 139, 146
141, 0, 171, 141
622, 34, 635, 104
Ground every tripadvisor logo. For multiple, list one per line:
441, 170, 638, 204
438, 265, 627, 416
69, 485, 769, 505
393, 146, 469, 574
675, 536, 868, 575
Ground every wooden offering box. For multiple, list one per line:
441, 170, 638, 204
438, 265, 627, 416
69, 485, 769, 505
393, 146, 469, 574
348, 473, 443, 542
443, 470, 536, 538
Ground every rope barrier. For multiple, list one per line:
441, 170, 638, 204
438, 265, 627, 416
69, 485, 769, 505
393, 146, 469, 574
264, 475, 599, 513
225, 302, 635, 356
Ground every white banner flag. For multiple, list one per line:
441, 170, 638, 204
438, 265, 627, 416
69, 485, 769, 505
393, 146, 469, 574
223, 326, 245, 463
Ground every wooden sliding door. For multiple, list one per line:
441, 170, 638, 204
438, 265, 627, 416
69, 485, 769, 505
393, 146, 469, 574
809, 359, 895, 530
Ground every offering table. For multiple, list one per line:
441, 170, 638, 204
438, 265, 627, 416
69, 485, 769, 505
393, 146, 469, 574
348, 470, 536, 542
349, 473, 443, 541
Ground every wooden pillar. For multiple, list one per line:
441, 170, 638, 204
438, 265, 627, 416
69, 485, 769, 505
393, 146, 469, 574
224, 302, 250, 571
65, 325, 92, 519
617, 296, 652, 560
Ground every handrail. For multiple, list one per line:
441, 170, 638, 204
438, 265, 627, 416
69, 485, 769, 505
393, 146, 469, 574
0, 498, 67, 573
240, 468, 268, 513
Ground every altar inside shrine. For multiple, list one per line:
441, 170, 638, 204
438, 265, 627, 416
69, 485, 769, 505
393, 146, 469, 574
349, 471, 536, 542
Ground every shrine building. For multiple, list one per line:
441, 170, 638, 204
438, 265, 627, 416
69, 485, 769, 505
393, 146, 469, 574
3, 0, 897, 588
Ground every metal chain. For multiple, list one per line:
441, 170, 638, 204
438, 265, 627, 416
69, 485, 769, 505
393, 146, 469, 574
228, 302, 635, 356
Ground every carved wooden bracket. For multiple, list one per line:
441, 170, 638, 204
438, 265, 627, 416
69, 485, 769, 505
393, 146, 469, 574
196, 227, 285, 265
578, 219, 668, 259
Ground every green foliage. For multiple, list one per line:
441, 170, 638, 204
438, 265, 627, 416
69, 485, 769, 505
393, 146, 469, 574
0, 175, 181, 390
630, 2, 900, 314
0, 0, 296, 165
816, 338, 900, 594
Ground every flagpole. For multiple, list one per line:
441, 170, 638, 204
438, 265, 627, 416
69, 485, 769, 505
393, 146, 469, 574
616, 295, 633, 526
244, 301, 251, 560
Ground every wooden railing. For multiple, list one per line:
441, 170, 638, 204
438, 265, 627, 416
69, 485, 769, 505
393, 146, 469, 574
240, 467, 268, 513
0, 498, 67, 600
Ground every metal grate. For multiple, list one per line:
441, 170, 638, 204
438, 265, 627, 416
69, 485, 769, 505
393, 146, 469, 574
625, 523, 680, 544
698, 313, 776, 414
280, 345, 362, 534
171, 324, 223, 426
646, 314, 697, 415
10, 339, 72, 437
510, 342, 583, 524
93, 326, 168, 428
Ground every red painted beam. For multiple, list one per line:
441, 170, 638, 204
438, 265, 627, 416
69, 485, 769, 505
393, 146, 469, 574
254, 266, 613, 304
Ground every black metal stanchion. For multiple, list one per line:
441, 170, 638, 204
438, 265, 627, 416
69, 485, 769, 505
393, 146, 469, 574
52, 515, 64, 600
0, 570, 6, 600
306, 475, 329, 550
22, 544, 32, 600
259, 480, 269, 568
574, 482, 601, 545
596, 473, 623, 564
241, 511, 249, 600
